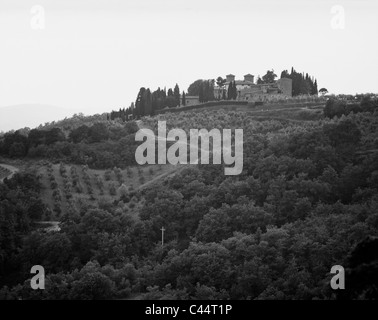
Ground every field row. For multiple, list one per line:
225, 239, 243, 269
37, 162, 175, 218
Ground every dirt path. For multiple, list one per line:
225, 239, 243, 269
134, 119, 236, 190
0, 163, 19, 182
137, 165, 187, 191
135, 120, 186, 190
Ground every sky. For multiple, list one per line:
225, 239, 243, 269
0, 0, 377, 124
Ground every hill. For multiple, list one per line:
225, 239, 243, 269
1, 98, 378, 300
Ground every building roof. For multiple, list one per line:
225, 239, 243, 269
226, 74, 235, 77
244, 74, 254, 77
185, 95, 199, 99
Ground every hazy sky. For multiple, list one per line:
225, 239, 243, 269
0, 0, 377, 116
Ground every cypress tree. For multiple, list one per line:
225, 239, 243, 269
174, 84, 180, 106
232, 81, 238, 100
144, 88, 152, 116
135, 87, 146, 118
314, 79, 318, 95
222, 90, 227, 100
227, 82, 232, 100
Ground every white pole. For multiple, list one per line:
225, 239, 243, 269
161, 227, 165, 247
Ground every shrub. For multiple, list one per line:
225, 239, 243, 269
109, 183, 117, 196
104, 169, 112, 181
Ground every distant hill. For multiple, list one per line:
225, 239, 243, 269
0, 104, 76, 133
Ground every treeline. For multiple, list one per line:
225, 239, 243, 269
109, 85, 184, 122
0, 128, 65, 158
115, 78, 236, 121
281, 67, 318, 96
324, 94, 378, 118
187, 79, 216, 103
109, 106, 134, 122
0, 122, 139, 169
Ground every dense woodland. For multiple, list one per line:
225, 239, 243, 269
1, 96, 378, 300
0, 120, 139, 169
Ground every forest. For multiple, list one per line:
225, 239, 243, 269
0, 119, 139, 169
1, 96, 378, 300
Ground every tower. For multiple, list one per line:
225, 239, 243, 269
226, 74, 235, 83
244, 74, 255, 83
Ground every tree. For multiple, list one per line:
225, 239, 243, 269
232, 81, 238, 100
109, 183, 117, 196
187, 80, 203, 96
261, 69, 277, 84
28, 129, 46, 147
174, 84, 180, 107
165, 96, 177, 108
71, 271, 115, 300
69, 125, 90, 143
319, 88, 328, 96
1, 132, 28, 157
281, 70, 290, 79
135, 87, 146, 118
88, 123, 109, 143
285, 67, 318, 96
204, 79, 215, 102
324, 98, 345, 118
144, 88, 153, 115
216, 77, 227, 100
118, 184, 129, 201
227, 82, 233, 100
181, 91, 186, 106
196, 203, 273, 243
313, 79, 318, 95
151, 88, 166, 111
46, 128, 65, 145
9, 142, 26, 157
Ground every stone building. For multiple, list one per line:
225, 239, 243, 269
184, 96, 200, 106
214, 73, 293, 102
276, 78, 292, 97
